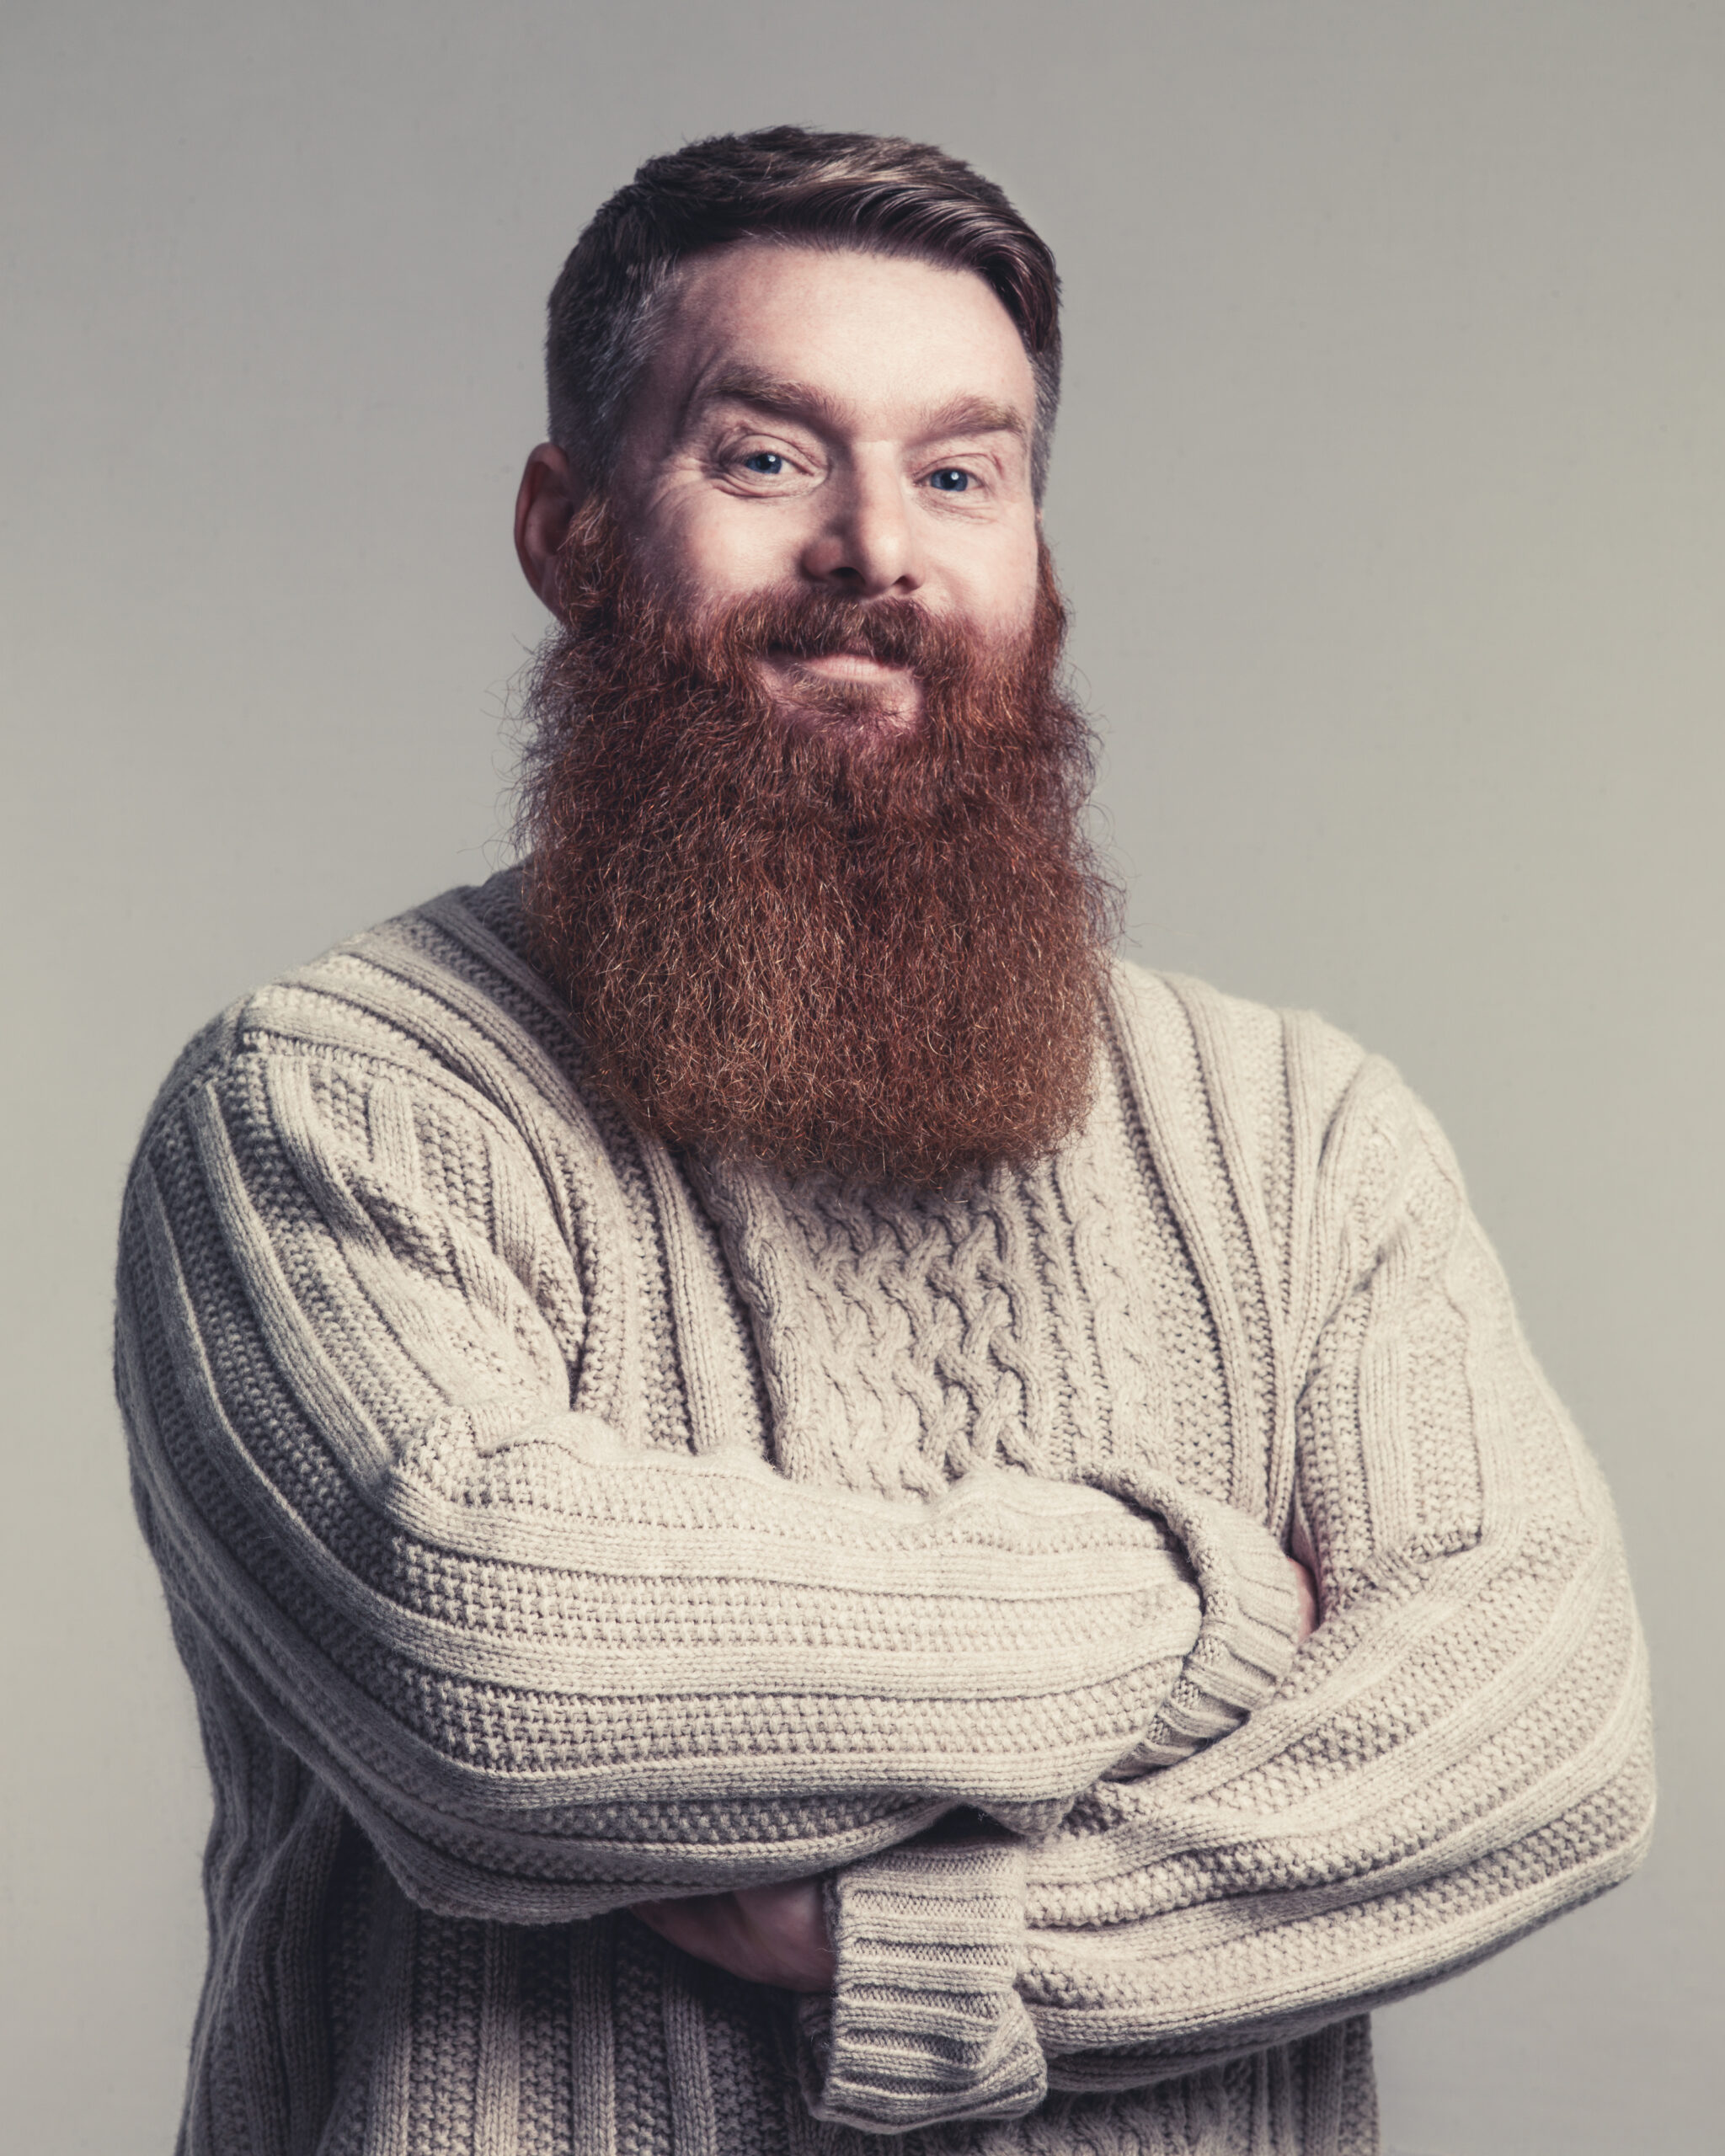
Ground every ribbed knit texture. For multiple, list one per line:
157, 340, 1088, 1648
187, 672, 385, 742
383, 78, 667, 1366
115, 870, 1653, 2155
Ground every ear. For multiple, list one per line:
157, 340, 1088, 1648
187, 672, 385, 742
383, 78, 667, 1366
514, 443, 585, 613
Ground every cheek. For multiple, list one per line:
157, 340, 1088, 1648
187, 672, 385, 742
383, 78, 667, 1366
638, 494, 799, 609
959, 523, 1042, 636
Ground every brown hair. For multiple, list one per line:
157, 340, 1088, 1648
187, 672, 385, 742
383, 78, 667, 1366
545, 125, 1062, 499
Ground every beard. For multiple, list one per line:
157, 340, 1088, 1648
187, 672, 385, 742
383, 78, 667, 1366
513, 503, 1119, 1189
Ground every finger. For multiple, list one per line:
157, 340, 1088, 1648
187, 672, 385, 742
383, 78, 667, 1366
631, 1896, 733, 1963
1286, 1556, 1320, 1642
734, 1881, 835, 1991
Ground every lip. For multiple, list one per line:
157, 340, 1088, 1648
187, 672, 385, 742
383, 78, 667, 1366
755, 648, 924, 730
768, 650, 911, 684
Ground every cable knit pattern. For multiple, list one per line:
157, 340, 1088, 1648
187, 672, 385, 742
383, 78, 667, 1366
114, 870, 1653, 2155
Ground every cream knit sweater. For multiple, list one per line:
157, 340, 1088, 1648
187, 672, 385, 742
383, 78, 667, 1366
115, 871, 1653, 2156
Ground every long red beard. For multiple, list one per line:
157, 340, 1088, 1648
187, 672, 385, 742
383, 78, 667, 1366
515, 505, 1119, 1187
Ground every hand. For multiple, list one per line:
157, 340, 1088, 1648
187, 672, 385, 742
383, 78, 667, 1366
1288, 1555, 1319, 1643
629, 1878, 836, 1993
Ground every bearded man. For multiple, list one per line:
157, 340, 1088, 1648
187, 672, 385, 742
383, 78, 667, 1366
116, 128, 1652, 2156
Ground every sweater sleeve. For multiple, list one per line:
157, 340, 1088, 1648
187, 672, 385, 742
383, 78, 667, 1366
115, 1035, 1247, 1927
800, 1052, 1653, 2127
1024, 1052, 1652, 2083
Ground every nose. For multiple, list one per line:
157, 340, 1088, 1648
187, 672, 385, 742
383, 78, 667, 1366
798, 456, 921, 597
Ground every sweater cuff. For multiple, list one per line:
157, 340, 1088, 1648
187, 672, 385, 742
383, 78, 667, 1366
795, 1839, 1047, 2134
1106, 1482, 1305, 1774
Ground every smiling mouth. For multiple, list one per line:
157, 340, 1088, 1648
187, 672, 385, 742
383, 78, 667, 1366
767, 648, 912, 683
756, 648, 924, 728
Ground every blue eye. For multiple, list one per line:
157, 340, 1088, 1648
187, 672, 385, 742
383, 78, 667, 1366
927, 467, 971, 493
741, 451, 785, 475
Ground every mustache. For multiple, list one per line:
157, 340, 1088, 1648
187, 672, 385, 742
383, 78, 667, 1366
686, 585, 982, 679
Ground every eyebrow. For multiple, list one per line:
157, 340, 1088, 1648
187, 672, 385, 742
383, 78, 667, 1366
681, 367, 1031, 449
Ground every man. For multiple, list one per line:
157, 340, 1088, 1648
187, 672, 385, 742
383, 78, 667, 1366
116, 127, 1652, 2156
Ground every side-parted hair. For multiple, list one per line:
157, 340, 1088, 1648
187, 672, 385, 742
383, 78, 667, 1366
546, 125, 1062, 501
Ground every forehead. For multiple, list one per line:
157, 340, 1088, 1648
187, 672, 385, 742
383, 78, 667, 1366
644, 240, 1037, 435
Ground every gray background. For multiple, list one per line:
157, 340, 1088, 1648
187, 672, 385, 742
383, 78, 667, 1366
3, 4, 1719, 2151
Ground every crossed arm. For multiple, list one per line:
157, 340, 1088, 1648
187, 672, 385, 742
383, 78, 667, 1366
117, 1010, 1652, 2129
632, 1556, 1321, 1991
119, 1034, 1300, 1918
